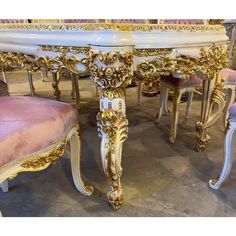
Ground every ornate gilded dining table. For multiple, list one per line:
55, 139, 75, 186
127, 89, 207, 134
0, 23, 229, 209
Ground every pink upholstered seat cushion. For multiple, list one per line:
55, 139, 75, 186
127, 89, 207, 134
0, 96, 79, 168
220, 68, 236, 85
160, 74, 202, 88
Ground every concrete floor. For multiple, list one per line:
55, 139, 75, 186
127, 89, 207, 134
1, 70, 236, 217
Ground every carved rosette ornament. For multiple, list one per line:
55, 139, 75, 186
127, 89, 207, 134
89, 47, 133, 209
136, 48, 174, 96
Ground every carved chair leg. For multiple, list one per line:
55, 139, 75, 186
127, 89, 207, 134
51, 71, 61, 100
209, 120, 236, 190
137, 81, 142, 106
223, 87, 235, 128
155, 85, 169, 123
71, 73, 80, 109
69, 127, 94, 196
0, 179, 9, 193
185, 90, 194, 120
2, 70, 7, 84
169, 89, 183, 143
71, 75, 76, 99
27, 70, 35, 96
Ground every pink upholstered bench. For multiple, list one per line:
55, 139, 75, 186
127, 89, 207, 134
0, 96, 93, 212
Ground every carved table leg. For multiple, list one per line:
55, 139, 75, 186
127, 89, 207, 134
194, 44, 229, 151
51, 71, 61, 100
89, 46, 133, 209
195, 78, 225, 151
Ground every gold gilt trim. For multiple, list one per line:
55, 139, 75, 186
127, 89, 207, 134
100, 88, 125, 99
40, 45, 90, 54
21, 138, 66, 169
0, 23, 225, 32
208, 19, 225, 25
134, 48, 173, 57
7, 138, 67, 180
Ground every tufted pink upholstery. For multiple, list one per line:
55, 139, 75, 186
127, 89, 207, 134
220, 68, 236, 85
161, 74, 202, 88
0, 96, 78, 168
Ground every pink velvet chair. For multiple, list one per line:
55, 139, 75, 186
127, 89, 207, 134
155, 74, 202, 143
209, 102, 236, 190
0, 96, 93, 215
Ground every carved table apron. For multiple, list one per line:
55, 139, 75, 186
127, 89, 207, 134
0, 23, 229, 208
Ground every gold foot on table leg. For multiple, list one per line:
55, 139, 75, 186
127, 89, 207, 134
195, 121, 210, 152
107, 181, 123, 210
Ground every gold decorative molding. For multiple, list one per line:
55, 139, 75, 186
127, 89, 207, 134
7, 138, 67, 180
134, 48, 173, 57
208, 19, 225, 25
21, 138, 67, 169
0, 23, 225, 32
58, 53, 89, 74
40, 45, 90, 54
100, 88, 125, 99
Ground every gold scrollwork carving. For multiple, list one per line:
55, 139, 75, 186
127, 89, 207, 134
40, 45, 90, 54
208, 19, 225, 25
0, 23, 225, 32
58, 53, 89, 75
0, 52, 22, 71
20, 138, 67, 169
89, 50, 133, 89
138, 55, 175, 95
195, 121, 210, 152
6, 138, 67, 180
134, 48, 173, 57
100, 88, 125, 99
195, 43, 229, 80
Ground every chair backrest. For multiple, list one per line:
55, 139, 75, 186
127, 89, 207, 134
109, 19, 147, 24
64, 19, 97, 23
0, 19, 25, 23
31, 19, 64, 23
161, 19, 206, 25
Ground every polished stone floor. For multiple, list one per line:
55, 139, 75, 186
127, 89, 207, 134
1, 70, 236, 217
